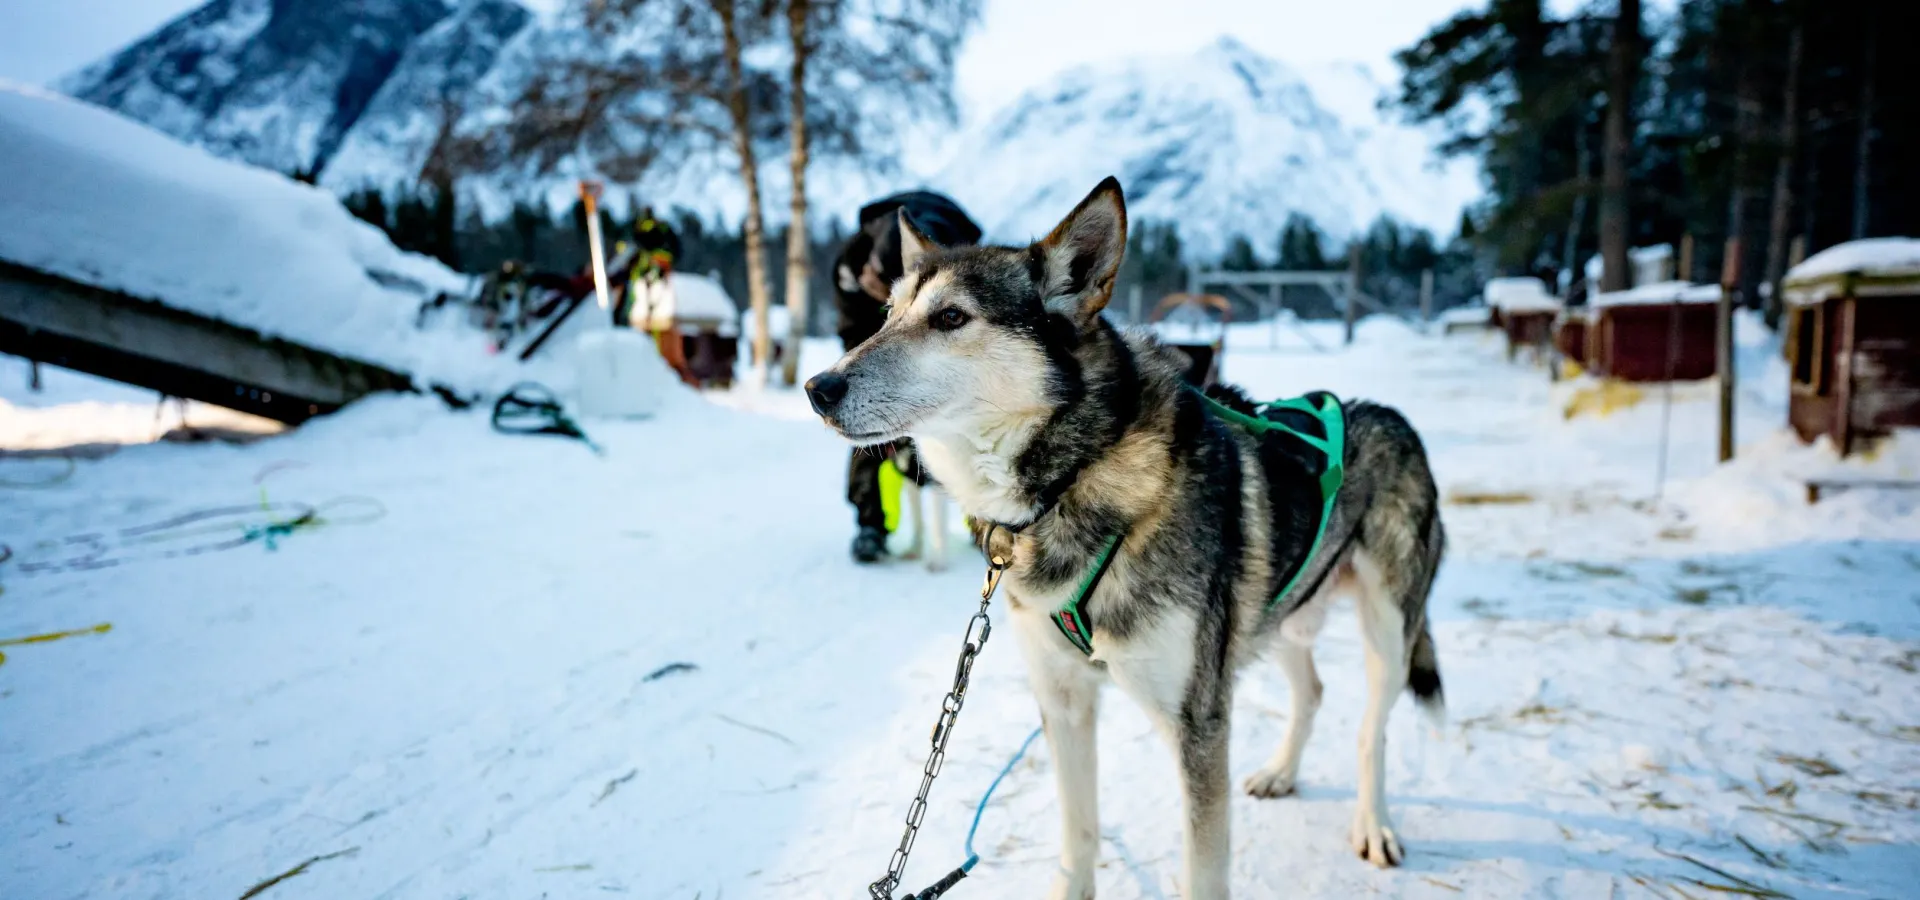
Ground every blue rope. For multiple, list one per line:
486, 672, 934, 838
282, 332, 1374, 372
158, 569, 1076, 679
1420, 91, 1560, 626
961, 725, 1044, 872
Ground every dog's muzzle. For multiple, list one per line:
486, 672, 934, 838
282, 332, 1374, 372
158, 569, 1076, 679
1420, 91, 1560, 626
805, 371, 849, 417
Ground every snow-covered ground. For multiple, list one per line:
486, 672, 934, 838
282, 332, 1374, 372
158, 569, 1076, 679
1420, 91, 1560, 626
4, 318, 1918, 900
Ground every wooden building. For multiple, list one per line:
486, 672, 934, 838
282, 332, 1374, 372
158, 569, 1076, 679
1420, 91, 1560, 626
631, 273, 741, 388
1781, 238, 1920, 456
1583, 282, 1721, 382
1554, 307, 1592, 368
1484, 277, 1559, 360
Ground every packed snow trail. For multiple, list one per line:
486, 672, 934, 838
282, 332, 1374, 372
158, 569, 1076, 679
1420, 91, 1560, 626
3, 323, 1918, 899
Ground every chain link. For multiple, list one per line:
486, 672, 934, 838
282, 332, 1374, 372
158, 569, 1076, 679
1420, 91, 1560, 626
869, 550, 1010, 900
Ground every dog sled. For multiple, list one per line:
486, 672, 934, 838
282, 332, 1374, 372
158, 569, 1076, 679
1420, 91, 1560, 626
1148, 292, 1233, 387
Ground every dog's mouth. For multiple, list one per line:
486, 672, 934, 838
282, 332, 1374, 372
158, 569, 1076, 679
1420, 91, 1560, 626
831, 424, 907, 445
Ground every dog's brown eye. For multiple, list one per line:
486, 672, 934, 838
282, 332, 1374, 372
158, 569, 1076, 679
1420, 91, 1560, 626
933, 307, 969, 331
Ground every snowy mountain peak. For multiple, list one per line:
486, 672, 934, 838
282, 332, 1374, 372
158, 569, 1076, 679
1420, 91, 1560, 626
61, 0, 483, 175
933, 40, 1477, 257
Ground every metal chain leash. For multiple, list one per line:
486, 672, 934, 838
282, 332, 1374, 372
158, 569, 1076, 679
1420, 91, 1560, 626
869, 547, 1011, 900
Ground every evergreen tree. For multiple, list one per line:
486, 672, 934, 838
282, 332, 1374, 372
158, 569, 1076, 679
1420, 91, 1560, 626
1219, 235, 1261, 272
1277, 214, 1329, 270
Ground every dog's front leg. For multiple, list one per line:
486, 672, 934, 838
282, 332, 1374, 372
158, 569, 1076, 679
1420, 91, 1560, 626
1013, 609, 1102, 900
1105, 612, 1232, 900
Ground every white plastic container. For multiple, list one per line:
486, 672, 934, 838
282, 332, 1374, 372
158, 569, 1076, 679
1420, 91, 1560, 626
574, 328, 670, 419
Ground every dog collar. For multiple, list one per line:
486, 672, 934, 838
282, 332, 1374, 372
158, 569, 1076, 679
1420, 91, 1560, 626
1042, 390, 1348, 656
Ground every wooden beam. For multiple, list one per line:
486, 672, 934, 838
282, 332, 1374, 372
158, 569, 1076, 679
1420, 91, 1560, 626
1190, 270, 1349, 288
0, 259, 430, 424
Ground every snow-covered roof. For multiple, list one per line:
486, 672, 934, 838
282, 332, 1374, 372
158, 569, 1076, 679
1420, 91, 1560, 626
630, 273, 741, 335
0, 81, 505, 391
668, 273, 738, 323
1484, 277, 1560, 313
1630, 245, 1673, 263
1783, 238, 1920, 305
1589, 281, 1721, 309
1437, 304, 1490, 323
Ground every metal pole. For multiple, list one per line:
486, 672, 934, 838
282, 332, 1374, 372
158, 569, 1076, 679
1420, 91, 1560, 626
1345, 246, 1361, 345
1419, 268, 1434, 332
1717, 237, 1740, 462
1128, 284, 1142, 325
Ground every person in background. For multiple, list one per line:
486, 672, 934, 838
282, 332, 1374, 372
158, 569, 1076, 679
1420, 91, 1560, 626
832, 191, 983, 563
621, 206, 693, 382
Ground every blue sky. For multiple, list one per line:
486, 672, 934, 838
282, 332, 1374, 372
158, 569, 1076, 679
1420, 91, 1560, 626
1, 0, 1505, 115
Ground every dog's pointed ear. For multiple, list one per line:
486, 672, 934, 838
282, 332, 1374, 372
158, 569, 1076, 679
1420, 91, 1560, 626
897, 208, 938, 273
1035, 176, 1127, 321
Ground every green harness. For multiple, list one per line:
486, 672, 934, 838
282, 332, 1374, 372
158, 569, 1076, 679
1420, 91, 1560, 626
1050, 391, 1347, 656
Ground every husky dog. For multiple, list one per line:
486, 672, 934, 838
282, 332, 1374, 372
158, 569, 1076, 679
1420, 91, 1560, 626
806, 178, 1445, 899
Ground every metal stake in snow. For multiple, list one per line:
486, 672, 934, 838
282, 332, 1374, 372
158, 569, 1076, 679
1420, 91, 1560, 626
580, 180, 612, 313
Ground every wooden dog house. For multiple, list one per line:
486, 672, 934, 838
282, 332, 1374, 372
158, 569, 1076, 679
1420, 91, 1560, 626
1484, 277, 1560, 360
1781, 238, 1920, 456
629, 273, 740, 388
1583, 282, 1721, 382
1554, 307, 1592, 368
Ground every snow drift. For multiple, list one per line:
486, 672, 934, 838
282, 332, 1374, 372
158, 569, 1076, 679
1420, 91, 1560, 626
0, 81, 515, 392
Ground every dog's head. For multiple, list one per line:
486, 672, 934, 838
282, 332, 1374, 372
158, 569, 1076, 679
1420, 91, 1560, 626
805, 177, 1128, 445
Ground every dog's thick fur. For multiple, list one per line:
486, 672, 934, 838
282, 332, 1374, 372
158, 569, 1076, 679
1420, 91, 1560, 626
807, 178, 1446, 899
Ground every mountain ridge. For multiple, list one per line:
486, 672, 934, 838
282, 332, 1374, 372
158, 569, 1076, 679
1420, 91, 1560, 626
58, 4, 1479, 254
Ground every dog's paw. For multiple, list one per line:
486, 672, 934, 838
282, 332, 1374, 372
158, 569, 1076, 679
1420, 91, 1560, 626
1241, 765, 1298, 799
1348, 808, 1404, 868
925, 557, 949, 573
897, 545, 922, 561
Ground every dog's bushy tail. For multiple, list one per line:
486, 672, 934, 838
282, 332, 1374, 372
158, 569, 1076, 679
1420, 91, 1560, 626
1408, 625, 1444, 722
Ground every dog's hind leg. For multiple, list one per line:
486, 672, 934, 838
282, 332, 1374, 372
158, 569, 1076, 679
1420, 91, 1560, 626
1242, 635, 1322, 798
925, 490, 949, 572
898, 477, 923, 560
1014, 611, 1102, 900
1349, 549, 1408, 868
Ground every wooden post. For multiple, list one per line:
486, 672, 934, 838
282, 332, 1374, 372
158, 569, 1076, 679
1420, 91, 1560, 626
29, 358, 42, 392
1717, 237, 1740, 462
1345, 246, 1361, 345
1788, 234, 1806, 268
1678, 234, 1695, 285
1419, 269, 1434, 331
578, 181, 611, 315
1269, 281, 1281, 349
1835, 296, 1857, 456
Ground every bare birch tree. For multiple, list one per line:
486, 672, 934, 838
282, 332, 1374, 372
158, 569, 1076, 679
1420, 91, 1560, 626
779, 0, 813, 386
775, 0, 979, 385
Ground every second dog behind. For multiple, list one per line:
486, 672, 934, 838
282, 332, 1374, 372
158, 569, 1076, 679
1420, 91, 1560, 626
889, 446, 950, 572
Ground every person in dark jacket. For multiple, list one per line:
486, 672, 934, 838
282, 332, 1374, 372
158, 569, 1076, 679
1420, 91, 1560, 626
833, 191, 983, 563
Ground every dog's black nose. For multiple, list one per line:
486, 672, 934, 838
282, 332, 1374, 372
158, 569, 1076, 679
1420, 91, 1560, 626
805, 371, 849, 416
